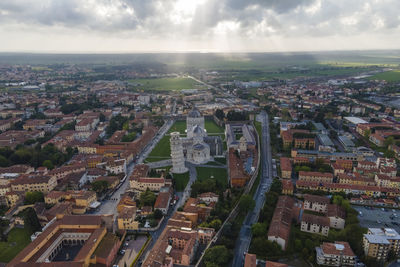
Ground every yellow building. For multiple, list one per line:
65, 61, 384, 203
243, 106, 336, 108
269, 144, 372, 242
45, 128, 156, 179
117, 206, 139, 230
11, 175, 57, 194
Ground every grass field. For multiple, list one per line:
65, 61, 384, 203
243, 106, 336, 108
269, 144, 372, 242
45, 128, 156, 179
167, 121, 187, 134
196, 167, 228, 189
173, 172, 190, 191
0, 227, 31, 262
369, 70, 400, 82
145, 135, 171, 162
129, 77, 204, 91
205, 120, 224, 133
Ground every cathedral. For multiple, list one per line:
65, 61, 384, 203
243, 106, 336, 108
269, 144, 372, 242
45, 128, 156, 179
170, 107, 223, 173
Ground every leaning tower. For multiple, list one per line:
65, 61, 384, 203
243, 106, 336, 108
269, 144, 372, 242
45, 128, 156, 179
170, 132, 188, 173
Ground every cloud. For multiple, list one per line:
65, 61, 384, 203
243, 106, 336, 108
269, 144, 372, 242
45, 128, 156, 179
0, 0, 399, 51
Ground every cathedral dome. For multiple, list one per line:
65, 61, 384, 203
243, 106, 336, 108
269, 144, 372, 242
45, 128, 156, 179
193, 143, 206, 151
192, 125, 205, 135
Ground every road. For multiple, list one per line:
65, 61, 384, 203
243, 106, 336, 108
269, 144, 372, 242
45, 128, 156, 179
94, 118, 175, 221
136, 162, 198, 265
232, 111, 273, 267
94, 163, 134, 216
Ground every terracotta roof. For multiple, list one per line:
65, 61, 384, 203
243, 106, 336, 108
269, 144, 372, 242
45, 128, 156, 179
280, 157, 292, 171
302, 213, 330, 227
154, 192, 171, 210
327, 204, 346, 219
321, 241, 355, 257
304, 194, 329, 205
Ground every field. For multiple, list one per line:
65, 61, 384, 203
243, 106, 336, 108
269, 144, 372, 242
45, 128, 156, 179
145, 135, 171, 162
173, 172, 190, 191
369, 70, 400, 82
128, 77, 205, 91
0, 227, 31, 262
205, 120, 224, 134
167, 120, 187, 134
196, 167, 228, 189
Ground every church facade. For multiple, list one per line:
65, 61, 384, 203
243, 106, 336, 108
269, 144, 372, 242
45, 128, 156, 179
170, 107, 223, 173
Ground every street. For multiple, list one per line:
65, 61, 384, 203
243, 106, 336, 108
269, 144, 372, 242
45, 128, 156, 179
232, 111, 273, 267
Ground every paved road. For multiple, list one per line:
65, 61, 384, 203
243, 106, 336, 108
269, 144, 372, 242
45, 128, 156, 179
136, 162, 198, 266
232, 111, 273, 267
94, 162, 134, 216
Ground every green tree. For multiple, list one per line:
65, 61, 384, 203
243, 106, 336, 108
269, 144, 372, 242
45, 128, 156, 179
153, 209, 163, 220
42, 159, 54, 170
208, 219, 222, 230
384, 136, 395, 147
215, 109, 225, 120
294, 239, 303, 252
364, 129, 371, 139
24, 191, 44, 204
22, 207, 41, 233
203, 245, 231, 267
140, 189, 156, 207
239, 194, 255, 214
251, 222, 267, 237
99, 113, 106, 122
91, 180, 109, 193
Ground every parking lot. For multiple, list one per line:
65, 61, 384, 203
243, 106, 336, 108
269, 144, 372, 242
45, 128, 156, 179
352, 205, 400, 232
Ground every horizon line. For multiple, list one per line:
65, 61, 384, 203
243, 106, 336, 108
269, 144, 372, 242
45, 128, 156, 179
0, 48, 399, 55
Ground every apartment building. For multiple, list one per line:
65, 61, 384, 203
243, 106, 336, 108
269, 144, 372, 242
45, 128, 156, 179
316, 242, 356, 266
298, 171, 334, 183
301, 213, 330, 236
303, 194, 329, 213
363, 228, 400, 261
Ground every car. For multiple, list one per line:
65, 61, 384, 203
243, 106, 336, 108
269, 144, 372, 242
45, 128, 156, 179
377, 220, 382, 224
113, 265, 119, 267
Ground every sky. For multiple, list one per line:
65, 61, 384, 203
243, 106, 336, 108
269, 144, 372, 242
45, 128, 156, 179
0, 0, 399, 53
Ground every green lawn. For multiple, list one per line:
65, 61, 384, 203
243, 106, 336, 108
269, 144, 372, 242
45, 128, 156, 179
129, 77, 205, 91
168, 120, 187, 134
173, 172, 190, 191
196, 167, 228, 189
0, 227, 31, 262
369, 70, 400, 82
214, 157, 227, 165
205, 120, 224, 133
145, 135, 171, 161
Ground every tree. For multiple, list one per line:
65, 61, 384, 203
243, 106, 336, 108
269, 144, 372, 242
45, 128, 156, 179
22, 207, 41, 233
384, 136, 395, 147
239, 194, 255, 214
208, 219, 222, 230
364, 129, 371, 139
91, 180, 109, 193
24, 191, 44, 204
99, 113, 106, 122
140, 189, 156, 207
270, 178, 282, 194
215, 109, 225, 120
153, 209, 163, 220
294, 239, 303, 252
251, 222, 267, 237
203, 245, 231, 267
226, 110, 247, 121
42, 159, 54, 170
